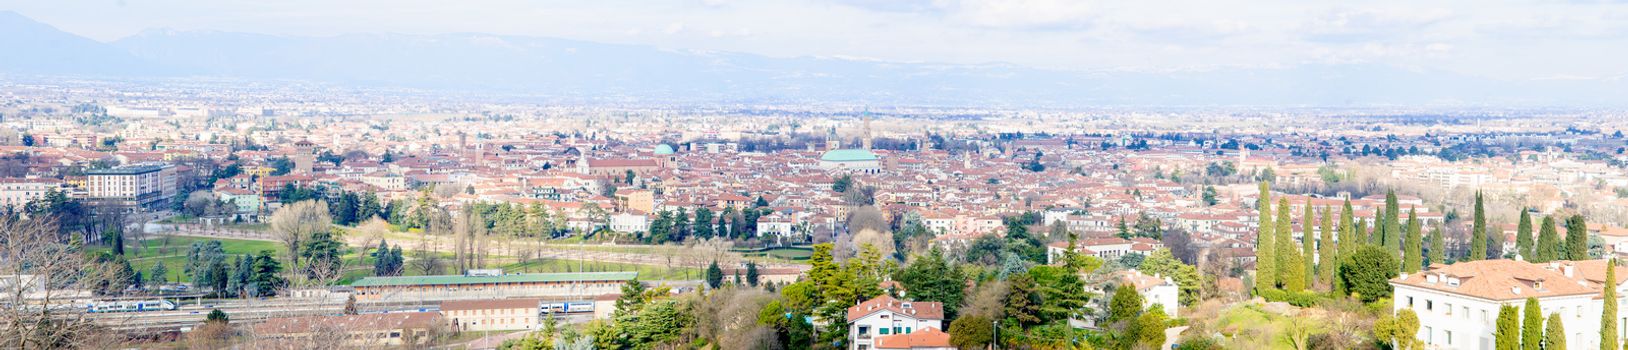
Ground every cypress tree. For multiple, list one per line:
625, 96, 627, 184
1318, 206, 1336, 287
1255, 181, 1276, 292
1429, 224, 1445, 267
1535, 216, 1560, 263
1339, 200, 1356, 259
1602, 260, 1617, 350
1496, 304, 1519, 350
1302, 202, 1316, 288
1545, 313, 1566, 350
1566, 215, 1589, 261
1383, 190, 1401, 255
1277, 198, 1304, 291
1404, 209, 1422, 273
1521, 297, 1542, 350
1516, 210, 1534, 260
1355, 218, 1369, 249
1468, 191, 1487, 261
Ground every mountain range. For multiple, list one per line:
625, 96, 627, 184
1, 10, 1623, 108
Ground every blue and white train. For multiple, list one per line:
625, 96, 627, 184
540, 301, 594, 314
87, 299, 178, 313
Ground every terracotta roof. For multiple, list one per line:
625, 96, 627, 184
440, 298, 540, 311
873, 327, 952, 349
1390, 259, 1616, 301
846, 295, 945, 322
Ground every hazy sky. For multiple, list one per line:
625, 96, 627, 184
5, 0, 1627, 81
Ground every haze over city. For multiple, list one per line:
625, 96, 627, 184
3, 1, 1628, 350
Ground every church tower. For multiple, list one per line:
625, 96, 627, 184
861, 111, 873, 150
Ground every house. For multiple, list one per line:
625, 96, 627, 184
441, 298, 541, 332
1118, 270, 1180, 318
847, 295, 945, 350
1391, 259, 1628, 350
609, 212, 649, 233
872, 327, 954, 350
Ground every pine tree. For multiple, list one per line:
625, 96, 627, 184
1521, 297, 1541, 350
705, 261, 724, 289
1277, 198, 1304, 291
1516, 210, 1534, 260
1602, 260, 1617, 350
1429, 224, 1445, 267
1468, 191, 1487, 261
1566, 215, 1589, 261
1404, 209, 1422, 273
1302, 202, 1316, 288
1318, 206, 1336, 287
1255, 181, 1276, 292
1545, 312, 1566, 350
1534, 216, 1559, 263
1496, 304, 1519, 350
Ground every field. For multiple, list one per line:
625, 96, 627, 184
108, 236, 286, 283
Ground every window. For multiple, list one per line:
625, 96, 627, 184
1426, 300, 1433, 311
1462, 306, 1470, 319
1445, 303, 1453, 315
858, 326, 870, 335
1424, 326, 1433, 344
1445, 331, 1452, 345
1407, 297, 1414, 308
880, 328, 890, 335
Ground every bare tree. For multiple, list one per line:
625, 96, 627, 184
0, 216, 111, 349
269, 200, 333, 271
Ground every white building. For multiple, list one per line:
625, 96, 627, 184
1045, 237, 1162, 263
608, 212, 648, 233
86, 163, 176, 208
846, 295, 945, 350
1119, 270, 1180, 318
0, 179, 63, 210
1391, 259, 1627, 350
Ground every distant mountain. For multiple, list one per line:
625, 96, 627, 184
0, 11, 169, 76
1, 11, 1623, 107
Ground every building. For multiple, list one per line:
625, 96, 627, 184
441, 298, 541, 332
1391, 259, 1627, 350
252, 312, 442, 347
615, 189, 654, 213
872, 327, 953, 350
820, 149, 882, 174
1045, 237, 1161, 263
1118, 270, 1180, 318
350, 271, 637, 302
847, 295, 945, 350
86, 163, 177, 209
0, 178, 63, 210
609, 212, 649, 233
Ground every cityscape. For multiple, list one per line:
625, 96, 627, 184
3, 1, 1628, 350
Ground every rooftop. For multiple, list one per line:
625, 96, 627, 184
821, 149, 879, 162
352, 271, 638, 288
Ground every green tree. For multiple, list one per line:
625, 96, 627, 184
693, 207, 714, 239
1135, 306, 1169, 349
1602, 260, 1618, 350
1468, 191, 1487, 261
1375, 309, 1422, 350
832, 175, 852, 192
894, 248, 965, 317
1355, 218, 1369, 250
705, 261, 723, 289
1429, 224, 1446, 267
948, 315, 993, 350
1403, 209, 1422, 273
1566, 215, 1589, 260
1545, 313, 1566, 350
1276, 198, 1304, 291
1340, 245, 1399, 302
1301, 202, 1316, 288
745, 261, 760, 287
206, 309, 229, 324
1516, 211, 1534, 260
1338, 199, 1356, 258
1535, 216, 1560, 263
1522, 297, 1542, 350
1140, 249, 1202, 306
1384, 190, 1402, 255
1496, 305, 1519, 350
150, 261, 168, 285
1318, 206, 1337, 287
1005, 274, 1042, 328
1255, 181, 1276, 293
248, 250, 285, 297
1106, 283, 1143, 326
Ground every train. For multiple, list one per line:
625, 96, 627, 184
540, 301, 594, 314
88, 299, 178, 313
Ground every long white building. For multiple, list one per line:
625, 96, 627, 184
1391, 259, 1627, 350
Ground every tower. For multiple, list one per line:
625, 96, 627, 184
861, 111, 873, 150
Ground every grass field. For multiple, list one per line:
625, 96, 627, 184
105, 236, 286, 283
501, 257, 702, 280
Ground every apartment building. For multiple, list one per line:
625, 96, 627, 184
1391, 259, 1627, 350
86, 163, 176, 209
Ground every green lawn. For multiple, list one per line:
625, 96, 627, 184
108, 236, 286, 283
502, 257, 702, 280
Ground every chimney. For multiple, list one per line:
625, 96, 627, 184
1562, 265, 1575, 278
1512, 286, 1522, 295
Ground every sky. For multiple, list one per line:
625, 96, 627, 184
4, 0, 1627, 81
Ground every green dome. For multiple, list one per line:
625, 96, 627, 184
820, 149, 878, 162
654, 144, 676, 155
